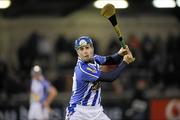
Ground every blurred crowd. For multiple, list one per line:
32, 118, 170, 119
0, 31, 180, 97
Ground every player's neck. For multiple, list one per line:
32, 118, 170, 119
78, 57, 94, 63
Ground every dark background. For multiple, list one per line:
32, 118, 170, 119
0, 0, 180, 120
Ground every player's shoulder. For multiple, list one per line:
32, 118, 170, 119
94, 54, 106, 64
76, 60, 96, 73
76, 60, 88, 70
39, 78, 50, 85
94, 54, 101, 58
74, 62, 88, 79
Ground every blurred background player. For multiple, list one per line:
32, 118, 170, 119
65, 36, 135, 120
28, 65, 57, 120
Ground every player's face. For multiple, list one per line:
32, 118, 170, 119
77, 44, 94, 61
33, 73, 42, 80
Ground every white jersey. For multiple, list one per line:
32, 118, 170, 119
28, 77, 50, 120
30, 78, 50, 104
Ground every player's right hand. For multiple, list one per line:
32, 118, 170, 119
123, 54, 135, 64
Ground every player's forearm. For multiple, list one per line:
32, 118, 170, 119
98, 61, 127, 82
104, 53, 123, 65
45, 87, 57, 105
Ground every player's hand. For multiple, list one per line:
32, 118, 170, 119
118, 45, 129, 56
120, 45, 135, 64
123, 54, 135, 64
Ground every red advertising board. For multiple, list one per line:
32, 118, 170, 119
150, 99, 180, 120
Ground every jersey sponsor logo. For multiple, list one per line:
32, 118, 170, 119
87, 67, 97, 73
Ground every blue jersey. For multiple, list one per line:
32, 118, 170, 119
67, 55, 106, 113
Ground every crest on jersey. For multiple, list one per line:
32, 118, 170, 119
87, 67, 97, 73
